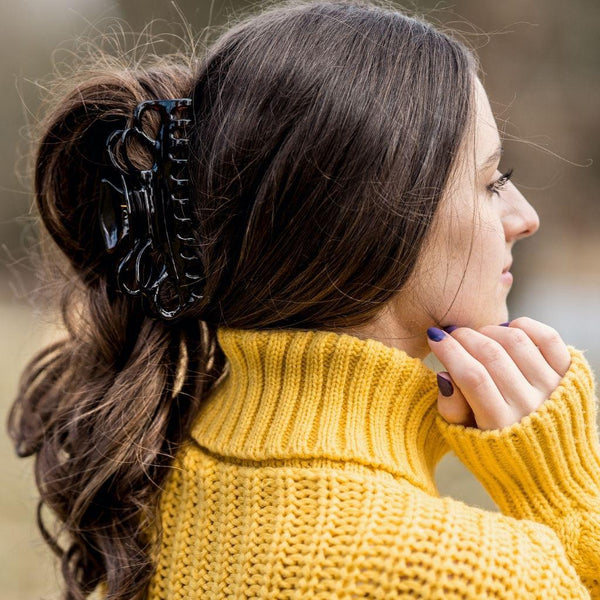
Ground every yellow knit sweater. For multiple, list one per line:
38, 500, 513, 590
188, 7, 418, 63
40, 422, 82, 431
145, 326, 600, 599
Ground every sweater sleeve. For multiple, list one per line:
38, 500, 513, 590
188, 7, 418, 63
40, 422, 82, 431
380, 495, 592, 598
435, 345, 600, 598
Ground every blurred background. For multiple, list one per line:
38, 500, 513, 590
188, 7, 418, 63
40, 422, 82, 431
1, 0, 598, 598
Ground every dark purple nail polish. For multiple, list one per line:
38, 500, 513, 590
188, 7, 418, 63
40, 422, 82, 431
427, 327, 446, 342
443, 325, 458, 333
500, 321, 511, 327
437, 373, 454, 397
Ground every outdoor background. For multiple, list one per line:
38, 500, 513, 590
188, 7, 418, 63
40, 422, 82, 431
1, 0, 598, 598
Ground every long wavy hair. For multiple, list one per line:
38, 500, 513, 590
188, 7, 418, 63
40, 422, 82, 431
7, 1, 479, 598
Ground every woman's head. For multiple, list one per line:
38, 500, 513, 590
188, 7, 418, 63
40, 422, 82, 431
8, 1, 528, 598
186, 0, 478, 332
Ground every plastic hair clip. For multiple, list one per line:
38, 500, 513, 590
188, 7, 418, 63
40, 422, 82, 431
99, 98, 206, 321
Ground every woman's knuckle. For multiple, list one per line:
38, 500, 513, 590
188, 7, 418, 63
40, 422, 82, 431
479, 339, 504, 362
506, 328, 529, 347
463, 366, 488, 390
546, 328, 564, 345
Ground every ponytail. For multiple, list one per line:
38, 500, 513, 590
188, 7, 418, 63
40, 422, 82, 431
7, 55, 226, 600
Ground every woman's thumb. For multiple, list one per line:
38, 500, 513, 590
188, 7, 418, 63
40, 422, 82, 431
436, 371, 476, 427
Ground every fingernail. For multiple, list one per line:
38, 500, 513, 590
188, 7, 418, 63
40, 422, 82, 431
427, 327, 446, 341
500, 321, 511, 327
443, 325, 458, 333
437, 372, 454, 397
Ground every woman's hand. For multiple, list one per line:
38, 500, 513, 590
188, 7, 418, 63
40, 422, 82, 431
426, 317, 572, 431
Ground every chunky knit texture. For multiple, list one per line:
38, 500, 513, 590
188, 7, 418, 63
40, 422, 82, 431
143, 326, 600, 599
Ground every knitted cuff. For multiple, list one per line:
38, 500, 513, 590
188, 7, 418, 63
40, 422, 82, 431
436, 346, 600, 520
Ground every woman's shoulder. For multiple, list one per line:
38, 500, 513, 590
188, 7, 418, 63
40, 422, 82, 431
151, 441, 589, 598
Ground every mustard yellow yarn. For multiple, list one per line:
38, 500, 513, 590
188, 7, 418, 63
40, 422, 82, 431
143, 327, 600, 598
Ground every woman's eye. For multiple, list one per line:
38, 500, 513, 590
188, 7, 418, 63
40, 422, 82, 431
487, 167, 514, 196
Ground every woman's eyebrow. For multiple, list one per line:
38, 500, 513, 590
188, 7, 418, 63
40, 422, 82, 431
477, 145, 504, 171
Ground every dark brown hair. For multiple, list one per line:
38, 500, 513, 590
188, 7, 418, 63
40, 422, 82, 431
7, 1, 478, 598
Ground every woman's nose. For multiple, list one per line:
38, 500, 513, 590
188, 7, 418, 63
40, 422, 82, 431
504, 182, 540, 241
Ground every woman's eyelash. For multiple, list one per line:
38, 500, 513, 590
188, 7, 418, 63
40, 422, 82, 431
487, 167, 514, 195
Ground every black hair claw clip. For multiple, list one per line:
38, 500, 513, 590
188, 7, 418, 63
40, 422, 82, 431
99, 98, 206, 321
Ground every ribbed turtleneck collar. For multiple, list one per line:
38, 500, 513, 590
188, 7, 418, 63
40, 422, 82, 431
190, 327, 452, 497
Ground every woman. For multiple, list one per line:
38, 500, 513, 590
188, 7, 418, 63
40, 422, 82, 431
8, 0, 600, 598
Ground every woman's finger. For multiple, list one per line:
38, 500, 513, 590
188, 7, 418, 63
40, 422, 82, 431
504, 316, 571, 377
426, 328, 514, 430
449, 327, 540, 413
436, 371, 477, 427
476, 324, 562, 394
